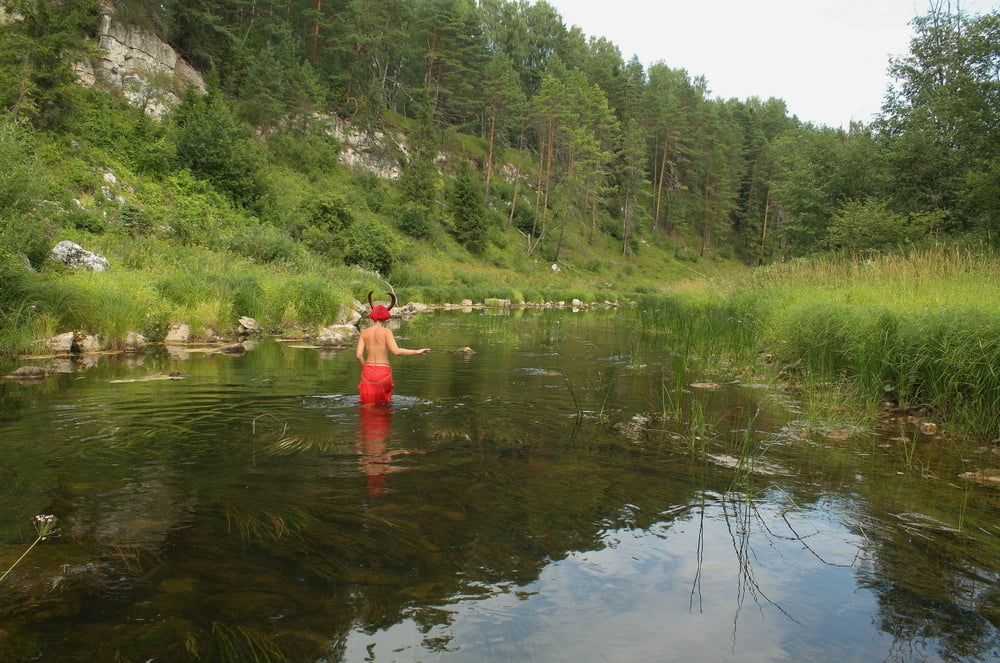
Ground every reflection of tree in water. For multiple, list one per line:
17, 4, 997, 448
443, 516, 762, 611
853, 517, 1000, 661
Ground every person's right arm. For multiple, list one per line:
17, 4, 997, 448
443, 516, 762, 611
355, 334, 366, 365
386, 329, 430, 356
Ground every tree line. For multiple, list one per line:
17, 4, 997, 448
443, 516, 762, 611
2, 0, 998, 263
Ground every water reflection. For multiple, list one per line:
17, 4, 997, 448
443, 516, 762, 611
0, 312, 997, 661
357, 404, 420, 496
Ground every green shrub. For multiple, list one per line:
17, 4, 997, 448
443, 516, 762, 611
825, 199, 942, 252
673, 246, 700, 262
395, 202, 430, 239
226, 224, 302, 264
344, 222, 398, 275
171, 91, 265, 207
220, 273, 265, 321
0, 120, 57, 266
446, 164, 487, 253
352, 171, 386, 212
280, 276, 344, 326
267, 123, 341, 178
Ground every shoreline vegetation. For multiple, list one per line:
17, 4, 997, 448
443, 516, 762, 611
634, 245, 1000, 438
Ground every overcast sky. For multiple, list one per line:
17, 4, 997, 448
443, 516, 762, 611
545, 0, 998, 128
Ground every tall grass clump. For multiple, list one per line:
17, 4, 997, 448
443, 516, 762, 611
663, 245, 1000, 436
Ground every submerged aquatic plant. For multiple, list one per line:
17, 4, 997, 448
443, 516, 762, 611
0, 515, 59, 584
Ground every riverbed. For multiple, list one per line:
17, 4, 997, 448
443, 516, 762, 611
1, 310, 997, 661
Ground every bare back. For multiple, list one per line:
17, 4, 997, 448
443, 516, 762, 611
358, 324, 395, 365
355, 321, 429, 367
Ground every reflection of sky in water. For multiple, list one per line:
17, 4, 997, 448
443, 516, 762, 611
344, 498, 891, 662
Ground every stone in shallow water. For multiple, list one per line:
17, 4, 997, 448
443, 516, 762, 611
689, 381, 719, 391
6, 366, 51, 380
959, 469, 1000, 486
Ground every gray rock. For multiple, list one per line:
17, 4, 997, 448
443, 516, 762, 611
164, 324, 190, 345
551, 263, 561, 274
51, 241, 110, 272
48, 332, 75, 354
238, 316, 261, 335
483, 298, 511, 308
123, 332, 146, 352
316, 324, 360, 346
75, 335, 102, 354
571, 298, 583, 308
461, 299, 474, 307
401, 302, 430, 314
334, 305, 362, 326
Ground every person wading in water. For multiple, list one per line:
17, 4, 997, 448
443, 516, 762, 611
355, 292, 430, 404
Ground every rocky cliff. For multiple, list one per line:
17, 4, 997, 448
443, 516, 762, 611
77, 5, 205, 119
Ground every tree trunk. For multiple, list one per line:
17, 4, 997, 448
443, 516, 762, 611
759, 186, 770, 265
508, 168, 520, 227
311, 0, 322, 66
654, 140, 669, 232
622, 194, 631, 255
485, 113, 496, 196
700, 175, 711, 257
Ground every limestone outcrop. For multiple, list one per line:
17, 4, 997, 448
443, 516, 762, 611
51, 241, 110, 272
68, 3, 206, 119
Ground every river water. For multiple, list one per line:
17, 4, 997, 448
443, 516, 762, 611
0, 310, 997, 661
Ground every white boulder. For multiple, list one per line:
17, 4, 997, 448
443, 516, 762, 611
164, 324, 190, 345
51, 241, 110, 272
48, 332, 75, 354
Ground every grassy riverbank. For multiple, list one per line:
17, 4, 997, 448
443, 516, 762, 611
635, 246, 1000, 437
0, 85, 735, 358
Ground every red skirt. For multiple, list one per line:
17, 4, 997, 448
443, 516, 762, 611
359, 364, 394, 404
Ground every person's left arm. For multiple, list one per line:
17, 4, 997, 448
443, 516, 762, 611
387, 329, 430, 356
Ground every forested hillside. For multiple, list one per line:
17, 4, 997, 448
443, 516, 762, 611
0, 0, 997, 353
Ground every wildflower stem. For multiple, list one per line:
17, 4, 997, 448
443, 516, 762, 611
0, 535, 43, 584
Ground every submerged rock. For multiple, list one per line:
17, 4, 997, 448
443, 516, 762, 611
690, 381, 720, 391
109, 371, 185, 384
919, 421, 940, 436
218, 343, 248, 355
50, 241, 110, 272
5, 366, 51, 381
959, 469, 1000, 486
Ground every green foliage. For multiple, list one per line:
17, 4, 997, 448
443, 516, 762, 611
344, 221, 398, 275
446, 164, 487, 253
0, 0, 99, 127
399, 104, 439, 210
394, 202, 431, 239
171, 91, 264, 207
825, 199, 942, 252
266, 121, 340, 178
352, 172, 386, 212
0, 121, 57, 267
